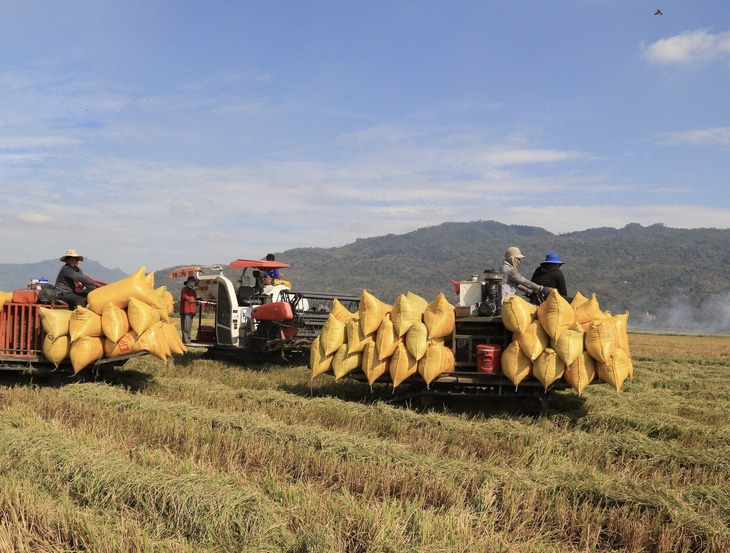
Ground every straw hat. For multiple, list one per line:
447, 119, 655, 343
60, 249, 84, 262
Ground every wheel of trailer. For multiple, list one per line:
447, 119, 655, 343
521, 394, 548, 416
418, 393, 437, 408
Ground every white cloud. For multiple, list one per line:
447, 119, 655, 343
655, 127, 730, 149
497, 205, 730, 234
17, 212, 54, 224
480, 149, 584, 167
643, 29, 730, 64
0, 136, 81, 149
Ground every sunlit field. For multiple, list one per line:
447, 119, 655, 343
0, 329, 728, 552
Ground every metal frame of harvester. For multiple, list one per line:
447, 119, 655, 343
169, 260, 360, 358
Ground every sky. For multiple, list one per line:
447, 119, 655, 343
1, 1, 729, 274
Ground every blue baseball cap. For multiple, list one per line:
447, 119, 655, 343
544, 253, 564, 264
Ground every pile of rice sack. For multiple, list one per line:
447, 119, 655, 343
312, 289, 632, 394
39, 267, 186, 373
501, 290, 632, 393
310, 290, 455, 387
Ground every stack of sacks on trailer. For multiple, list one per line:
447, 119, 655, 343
311, 290, 455, 387
501, 290, 632, 394
39, 267, 185, 373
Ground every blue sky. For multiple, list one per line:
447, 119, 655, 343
1, 1, 729, 273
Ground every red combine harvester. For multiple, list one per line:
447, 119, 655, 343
170, 259, 360, 358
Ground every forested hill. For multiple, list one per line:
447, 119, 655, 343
276, 221, 730, 331
2, 221, 729, 332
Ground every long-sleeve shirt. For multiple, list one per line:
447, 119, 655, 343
54, 265, 98, 295
531, 264, 568, 297
500, 261, 543, 302
180, 286, 198, 314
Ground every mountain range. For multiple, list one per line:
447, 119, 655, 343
0, 259, 127, 293
3, 221, 729, 333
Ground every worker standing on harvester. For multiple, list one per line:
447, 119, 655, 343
180, 276, 198, 344
500, 247, 552, 303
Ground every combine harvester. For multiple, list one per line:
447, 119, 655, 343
169, 259, 360, 358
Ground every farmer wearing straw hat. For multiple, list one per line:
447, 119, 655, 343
53, 249, 99, 309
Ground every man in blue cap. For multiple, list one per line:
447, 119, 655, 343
531, 253, 571, 301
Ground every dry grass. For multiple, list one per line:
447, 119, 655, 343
0, 332, 727, 552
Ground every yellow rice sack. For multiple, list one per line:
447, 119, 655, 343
164, 290, 175, 315
584, 319, 618, 364
42, 335, 70, 368
127, 297, 161, 336
376, 314, 400, 360
162, 321, 186, 355
537, 290, 575, 341
153, 287, 171, 322
145, 271, 155, 289
418, 342, 452, 386
406, 291, 429, 315
550, 322, 585, 366
320, 313, 347, 356
104, 331, 139, 358
609, 311, 631, 358
69, 306, 103, 342
39, 307, 72, 340
596, 348, 632, 392
405, 320, 429, 361
573, 293, 604, 326
423, 293, 455, 339
500, 340, 532, 388
331, 299, 357, 323
137, 321, 169, 361
564, 351, 596, 395
389, 341, 418, 387
501, 295, 538, 334
69, 336, 104, 374
332, 343, 362, 379
358, 290, 385, 336
570, 292, 588, 309
345, 318, 372, 353
86, 266, 163, 314
361, 341, 388, 385
101, 302, 130, 343
440, 345, 455, 374
515, 319, 549, 361
533, 348, 566, 390
310, 336, 333, 378
391, 294, 420, 337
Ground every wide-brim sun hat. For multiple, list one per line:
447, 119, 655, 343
544, 253, 564, 264
60, 249, 84, 262
185, 276, 198, 286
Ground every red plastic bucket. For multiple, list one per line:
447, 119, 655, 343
476, 344, 502, 374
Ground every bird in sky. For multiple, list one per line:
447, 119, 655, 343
654, 9, 663, 15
